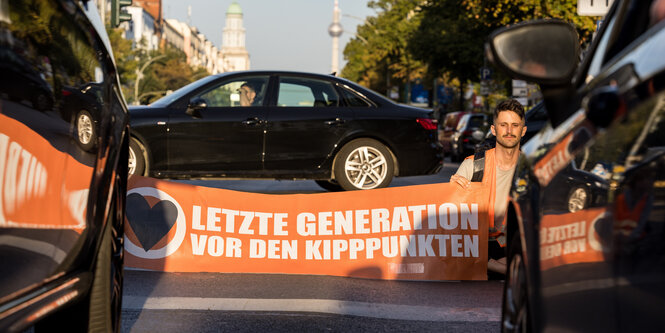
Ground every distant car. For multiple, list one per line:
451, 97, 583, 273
542, 162, 609, 213
487, 2, 665, 331
440, 111, 488, 161
128, 71, 442, 191
61, 83, 104, 152
0, 2, 129, 333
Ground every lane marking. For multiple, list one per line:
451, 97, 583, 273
122, 296, 500, 322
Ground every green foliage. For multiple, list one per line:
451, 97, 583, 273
342, 0, 599, 102
107, 29, 210, 105
341, 0, 426, 97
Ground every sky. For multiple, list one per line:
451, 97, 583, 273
162, 0, 377, 74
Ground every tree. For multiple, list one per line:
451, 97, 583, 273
409, 0, 598, 97
342, 0, 599, 106
341, 0, 427, 100
136, 46, 208, 104
108, 28, 211, 105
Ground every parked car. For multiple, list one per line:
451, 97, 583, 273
487, 1, 665, 332
0, 1, 129, 332
440, 112, 488, 161
542, 161, 609, 214
128, 71, 443, 191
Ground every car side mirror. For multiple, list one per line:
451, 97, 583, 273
186, 97, 207, 118
486, 20, 580, 85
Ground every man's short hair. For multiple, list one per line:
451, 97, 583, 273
494, 99, 525, 122
241, 82, 255, 92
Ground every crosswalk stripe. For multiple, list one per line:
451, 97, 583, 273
122, 296, 500, 322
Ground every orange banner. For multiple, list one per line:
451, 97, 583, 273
0, 111, 92, 232
125, 176, 491, 280
539, 208, 608, 271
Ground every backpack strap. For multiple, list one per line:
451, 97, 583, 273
471, 149, 486, 182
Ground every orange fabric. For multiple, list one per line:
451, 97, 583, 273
0, 112, 92, 232
539, 208, 607, 271
465, 148, 498, 236
125, 175, 491, 281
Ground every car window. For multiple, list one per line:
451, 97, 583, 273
456, 115, 469, 131
339, 85, 372, 107
277, 77, 339, 107
444, 113, 462, 129
151, 75, 218, 107
584, 0, 658, 84
197, 76, 268, 107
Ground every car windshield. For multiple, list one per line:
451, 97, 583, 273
150, 75, 220, 107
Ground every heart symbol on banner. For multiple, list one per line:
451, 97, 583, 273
126, 193, 178, 251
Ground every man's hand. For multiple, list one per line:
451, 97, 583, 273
450, 174, 470, 189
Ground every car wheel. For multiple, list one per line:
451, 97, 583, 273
334, 138, 394, 191
567, 186, 588, 213
128, 138, 147, 176
502, 234, 531, 333
88, 173, 124, 332
76, 110, 97, 151
35, 172, 125, 332
315, 180, 344, 192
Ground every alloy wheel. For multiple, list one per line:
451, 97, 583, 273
128, 146, 137, 175
77, 113, 93, 145
344, 146, 387, 190
568, 187, 587, 212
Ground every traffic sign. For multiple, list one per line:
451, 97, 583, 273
577, 0, 615, 16
480, 67, 492, 81
512, 87, 528, 97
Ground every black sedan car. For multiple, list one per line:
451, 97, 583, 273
487, 1, 665, 331
128, 71, 442, 191
0, 1, 129, 332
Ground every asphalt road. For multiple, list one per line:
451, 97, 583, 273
121, 160, 505, 332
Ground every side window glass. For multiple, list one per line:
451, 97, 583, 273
340, 86, 371, 107
586, 1, 656, 84
585, 18, 616, 83
198, 76, 268, 107
277, 77, 339, 107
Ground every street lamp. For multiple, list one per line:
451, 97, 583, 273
133, 54, 166, 105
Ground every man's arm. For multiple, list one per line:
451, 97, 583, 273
450, 158, 474, 188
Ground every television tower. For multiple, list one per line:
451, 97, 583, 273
328, 0, 343, 75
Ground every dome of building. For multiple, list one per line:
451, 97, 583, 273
227, 2, 242, 15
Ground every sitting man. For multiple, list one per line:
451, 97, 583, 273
239, 82, 257, 106
450, 99, 527, 275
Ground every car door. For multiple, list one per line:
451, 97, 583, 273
263, 75, 353, 173
535, 1, 665, 331
166, 75, 269, 174
577, 4, 665, 330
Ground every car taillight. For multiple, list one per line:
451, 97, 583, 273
417, 118, 437, 130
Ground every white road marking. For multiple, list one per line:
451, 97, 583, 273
122, 296, 500, 322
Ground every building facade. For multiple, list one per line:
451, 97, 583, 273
220, 1, 250, 72
95, 0, 249, 75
